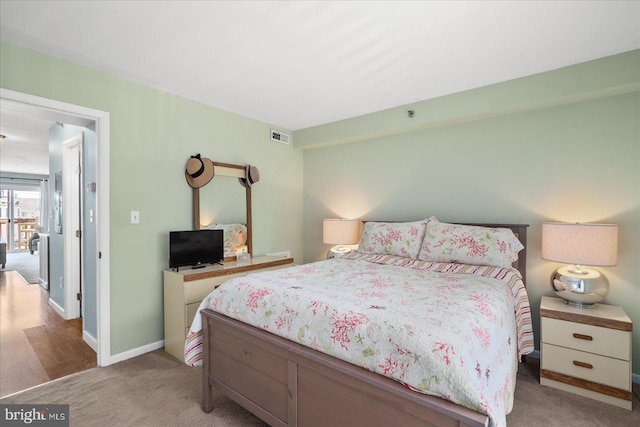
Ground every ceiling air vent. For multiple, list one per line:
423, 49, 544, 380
270, 129, 290, 145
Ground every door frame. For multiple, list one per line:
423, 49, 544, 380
0, 88, 112, 367
62, 134, 83, 320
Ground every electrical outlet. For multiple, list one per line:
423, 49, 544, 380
131, 211, 140, 224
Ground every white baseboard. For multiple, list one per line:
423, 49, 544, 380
110, 340, 165, 364
527, 349, 640, 385
48, 298, 65, 318
49, 297, 162, 366
83, 330, 98, 353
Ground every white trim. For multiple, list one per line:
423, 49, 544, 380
82, 330, 98, 353
110, 340, 165, 365
48, 297, 65, 319
95, 103, 111, 367
1, 88, 112, 367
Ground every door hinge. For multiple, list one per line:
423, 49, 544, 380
76, 229, 82, 238
77, 292, 82, 301
98, 251, 102, 259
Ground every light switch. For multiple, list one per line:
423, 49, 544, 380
131, 211, 140, 224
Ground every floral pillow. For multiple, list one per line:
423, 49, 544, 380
357, 219, 431, 259
418, 220, 524, 268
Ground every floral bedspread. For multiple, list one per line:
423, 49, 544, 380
184, 253, 533, 427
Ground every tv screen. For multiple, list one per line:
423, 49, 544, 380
169, 229, 224, 269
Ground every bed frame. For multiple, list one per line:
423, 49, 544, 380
201, 224, 528, 427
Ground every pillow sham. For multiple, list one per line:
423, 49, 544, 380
357, 219, 430, 259
418, 220, 523, 268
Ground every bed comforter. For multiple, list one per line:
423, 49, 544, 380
185, 253, 533, 427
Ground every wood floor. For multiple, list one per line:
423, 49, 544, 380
0, 270, 96, 398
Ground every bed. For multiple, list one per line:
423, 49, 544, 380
185, 219, 533, 427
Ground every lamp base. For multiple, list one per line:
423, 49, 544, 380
550, 266, 608, 308
327, 245, 353, 259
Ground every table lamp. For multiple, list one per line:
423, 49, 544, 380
323, 219, 362, 258
541, 222, 618, 308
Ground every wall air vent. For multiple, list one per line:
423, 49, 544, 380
271, 129, 290, 145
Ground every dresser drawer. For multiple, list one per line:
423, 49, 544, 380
542, 343, 630, 390
541, 317, 630, 360
184, 271, 247, 304
186, 302, 200, 328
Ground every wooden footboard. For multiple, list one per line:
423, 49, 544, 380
201, 309, 489, 427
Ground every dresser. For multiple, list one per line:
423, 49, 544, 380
540, 296, 633, 410
163, 255, 294, 361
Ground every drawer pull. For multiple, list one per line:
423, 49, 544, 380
573, 360, 593, 369
572, 333, 593, 341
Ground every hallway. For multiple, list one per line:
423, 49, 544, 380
0, 270, 96, 397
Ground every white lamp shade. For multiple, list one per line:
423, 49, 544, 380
323, 219, 362, 245
541, 222, 618, 266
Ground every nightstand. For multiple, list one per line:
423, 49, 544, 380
539, 296, 632, 410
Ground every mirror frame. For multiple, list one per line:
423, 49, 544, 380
192, 162, 253, 255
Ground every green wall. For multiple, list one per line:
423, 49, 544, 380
2, 40, 638, 376
298, 51, 640, 374
0, 42, 304, 355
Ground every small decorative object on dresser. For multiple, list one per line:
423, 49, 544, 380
163, 255, 293, 361
539, 296, 633, 410
541, 222, 618, 308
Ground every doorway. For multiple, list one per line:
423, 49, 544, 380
0, 88, 111, 367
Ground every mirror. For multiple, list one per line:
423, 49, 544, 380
199, 176, 246, 230
192, 162, 253, 255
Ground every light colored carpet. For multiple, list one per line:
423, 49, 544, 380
1, 350, 266, 427
1, 350, 638, 426
508, 358, 640, 426
1, 250, 40, 284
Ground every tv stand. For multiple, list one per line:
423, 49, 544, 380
191, 264, 206, 269
163, 255, 294, 362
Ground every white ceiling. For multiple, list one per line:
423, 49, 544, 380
0, 1, 639, 174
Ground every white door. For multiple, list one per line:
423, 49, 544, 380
62, 134, 83, 320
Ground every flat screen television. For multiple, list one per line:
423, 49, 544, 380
169, 229, 224, 270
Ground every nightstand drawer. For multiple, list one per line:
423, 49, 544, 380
541, 317, 630, 360
542, 343, 630, 390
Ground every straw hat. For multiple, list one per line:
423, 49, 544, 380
185, 154, 214, 188
239, 165, 260, 188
